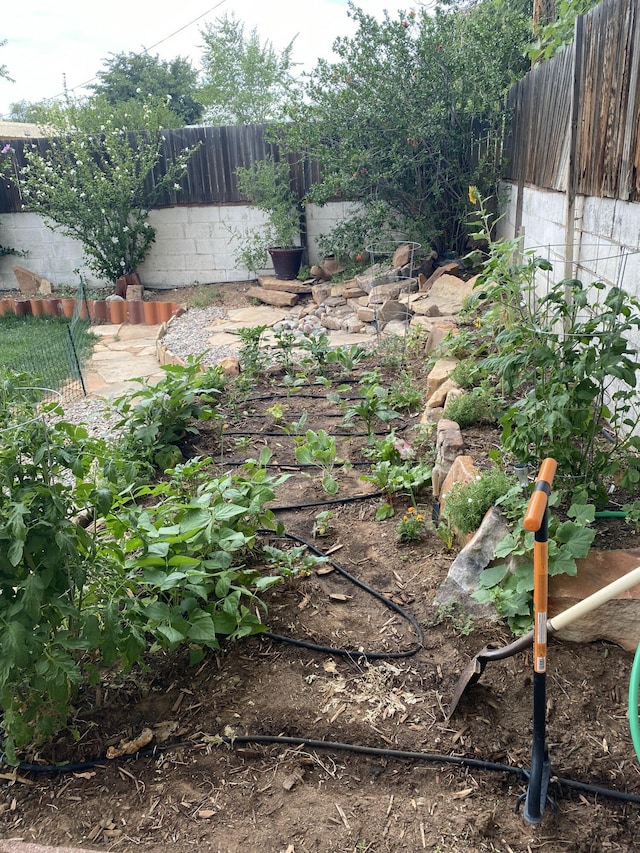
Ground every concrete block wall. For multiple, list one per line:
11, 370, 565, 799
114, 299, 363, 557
498, 182, 640, 301
0, 201, 351, 291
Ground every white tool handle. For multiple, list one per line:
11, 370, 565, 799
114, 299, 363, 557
549, 565, 640, 631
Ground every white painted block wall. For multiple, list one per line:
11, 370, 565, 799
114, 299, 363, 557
497, 182, 640, 301
0, 201, 351, 291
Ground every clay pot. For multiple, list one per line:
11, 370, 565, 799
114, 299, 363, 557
0, 298, 14, 316
143, 301, 159, 325
127, 300, 144, 325
156, 301, 177, 323
60, 298, 75, 319
78, 299, 90, 320
13, 299, 31, 316
30, 298, 45, 316
92, 301, 109, 323
108, 300, 127, 324
43, 298, 61, 317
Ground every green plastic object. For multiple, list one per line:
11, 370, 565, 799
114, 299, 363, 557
629, 644, 640, 764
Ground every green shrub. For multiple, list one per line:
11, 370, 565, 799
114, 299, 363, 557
442, 468, 517, 536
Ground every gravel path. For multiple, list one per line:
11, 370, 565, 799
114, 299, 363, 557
161, 305, 235, 366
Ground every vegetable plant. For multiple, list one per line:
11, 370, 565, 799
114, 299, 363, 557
294, 428, 347, 495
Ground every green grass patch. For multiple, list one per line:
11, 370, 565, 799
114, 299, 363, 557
0, 315, 97, 390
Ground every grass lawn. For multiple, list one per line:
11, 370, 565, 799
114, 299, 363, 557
0, 314, 97, 391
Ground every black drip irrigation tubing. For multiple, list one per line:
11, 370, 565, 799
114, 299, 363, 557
256, 528, 423, 660
9, 734, 640, 808
221, 423, 411, 438
268, 490, 384, 511
221, 460, 372, 468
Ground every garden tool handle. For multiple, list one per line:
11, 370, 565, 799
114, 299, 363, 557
523, 458, 558, 533
549, 565, 640, 631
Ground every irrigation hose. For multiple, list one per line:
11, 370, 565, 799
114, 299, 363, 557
257, 528, 423, 659
629, 643, 640, 764
10, 733, 640, 807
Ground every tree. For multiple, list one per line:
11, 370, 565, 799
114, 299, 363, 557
89, 52, 204, 126
199, 14, 298, 125
16, 97, 198, 284
7, 100, 51, 124
0, 38, 12, 84
280, 0, 532, 256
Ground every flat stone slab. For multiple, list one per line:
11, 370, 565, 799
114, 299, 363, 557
90, 354, 162, 383
247, 286, 299, 307
216, 306, 288, 329
405, 275, 476, 316
115, 323, 161, 341
207, 331, 243, 350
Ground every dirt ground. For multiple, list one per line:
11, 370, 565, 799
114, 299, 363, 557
3, 281, 640, 853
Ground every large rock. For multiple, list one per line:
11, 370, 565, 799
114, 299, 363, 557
434, 507, 509, 617
419, 262, 460, 292
440, 455, 478, 512
425, 377, 460, 409
425, 357, 459, 400
409, 274, 477, 316
432, 418, 464, 495
12, 264, 40, 296
257, 276, 313, 294
378, 299, 412, 324
247, 286, 299, 308
549, 548, 640, 651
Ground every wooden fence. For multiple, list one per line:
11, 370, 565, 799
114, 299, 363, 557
0, 124, 319, 214
504, 0, 640, 202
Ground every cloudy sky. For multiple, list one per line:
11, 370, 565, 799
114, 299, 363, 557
0, 0, 417, 118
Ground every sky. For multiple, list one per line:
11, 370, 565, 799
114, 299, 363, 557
0, 0, 417, 119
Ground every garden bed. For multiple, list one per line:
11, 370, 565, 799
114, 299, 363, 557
4, 319, 640, 853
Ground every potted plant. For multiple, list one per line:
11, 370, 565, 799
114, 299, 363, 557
235, 156, 304, 280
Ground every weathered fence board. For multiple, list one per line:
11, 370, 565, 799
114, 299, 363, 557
505, 0, 640, 203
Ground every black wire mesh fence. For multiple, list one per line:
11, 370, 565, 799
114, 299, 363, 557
0, 279, 95, 403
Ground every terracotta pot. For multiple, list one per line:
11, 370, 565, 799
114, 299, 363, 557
78, 299, 90, 320
60, 298, 75, 319
108, 300, 127, 324
156, 301, 177, 323
127, 300, 144, 325
92, 300, 109, 323
29, 298, 45, 316
143, 301, 159, 325
13, 299, 31, 316
0, 298, 14, 316
43, 298, 61, 317
125, 272, 142, 288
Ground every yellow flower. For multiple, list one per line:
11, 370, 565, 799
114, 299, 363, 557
468, 185, 479, 204
402, 515, 408, 522
417, 514, 424, 521
408, 506, 416, 513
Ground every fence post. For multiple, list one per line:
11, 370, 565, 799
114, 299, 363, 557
563, 14, 584, 285
66, 325, 87, 397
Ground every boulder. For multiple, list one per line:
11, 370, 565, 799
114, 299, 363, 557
419, 262, 460, 292
12, 264, 40, 296
432, 418, 464, 496
219, 356, 241, 377
549, 548, 640, 651
434, 507, 509, 618
425, 357, 459, 400
409, 274, 476, 315
378, 300, 412, 324
247, 286, 299, 308
425, 378, 460, 409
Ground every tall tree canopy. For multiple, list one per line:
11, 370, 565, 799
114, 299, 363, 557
198, 13, 298, 125
89, 52, 204, 126
281, 0, 532, 255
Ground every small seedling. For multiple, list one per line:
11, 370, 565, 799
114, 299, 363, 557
312, 509, 334, 538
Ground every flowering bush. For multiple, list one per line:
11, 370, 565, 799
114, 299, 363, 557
16, 99, 198, 283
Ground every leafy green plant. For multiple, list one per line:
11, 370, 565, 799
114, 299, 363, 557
362, 459, 432, 520
388, 370, 424, 413
337, 372, 401, 439
111, 356, 225, 472
294, 429, 347, 495
261, 543, 327, 576
486, 279, 640, 505
233, 156, 301, 272
237, 324, 269, 378
312, 509, 334, 538
441, 468, 520, 537
473, 503, 596, 634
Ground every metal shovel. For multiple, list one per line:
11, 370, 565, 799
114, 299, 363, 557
448, 557, 640, 718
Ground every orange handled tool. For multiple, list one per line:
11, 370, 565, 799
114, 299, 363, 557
520, 458, 557, 824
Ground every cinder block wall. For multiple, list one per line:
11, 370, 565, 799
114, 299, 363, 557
498, 183, 640, 298
0, 202, 350, 291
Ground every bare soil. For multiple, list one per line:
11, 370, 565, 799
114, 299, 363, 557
3, 282, 640, 853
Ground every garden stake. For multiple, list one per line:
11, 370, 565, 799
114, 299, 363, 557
518, 457, 557, 824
